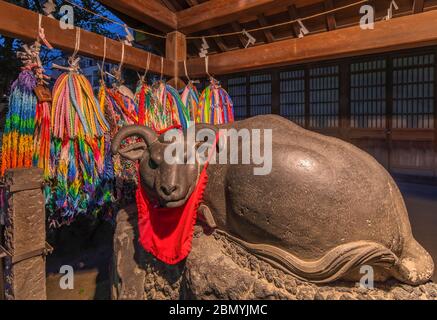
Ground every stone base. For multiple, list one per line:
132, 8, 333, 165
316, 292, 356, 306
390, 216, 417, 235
111, 207, 437, 300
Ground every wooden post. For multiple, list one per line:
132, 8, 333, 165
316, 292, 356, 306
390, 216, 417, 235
271, 70, 280, 115
0, 223, 4, 300
339, 62, 351, 141
386, 57, 394, 172
434, 48, 437, 175
166, 31, 187, 90
2, 168, 47, 300
246, 74, 251, 118
304, 67, 310, 129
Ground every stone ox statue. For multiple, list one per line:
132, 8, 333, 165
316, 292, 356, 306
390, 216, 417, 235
112, 115, 434, 285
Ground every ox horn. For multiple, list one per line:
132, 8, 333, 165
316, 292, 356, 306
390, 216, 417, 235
111, 125, 158, 156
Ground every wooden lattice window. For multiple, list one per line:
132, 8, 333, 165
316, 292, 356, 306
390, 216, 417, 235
309, 66, 339, 128
280, 70, 305, 126
249, 74, 272, 116
393, 54, 435, 129
350, 60, 387, 128
227, 77, 247, 120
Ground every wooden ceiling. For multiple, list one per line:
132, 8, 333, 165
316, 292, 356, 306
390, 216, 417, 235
3, 0, 437, 79
0, 0, 174, 75
98, 0, 437, 58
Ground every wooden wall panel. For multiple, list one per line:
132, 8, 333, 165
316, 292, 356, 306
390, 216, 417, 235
220, 46, 437, 180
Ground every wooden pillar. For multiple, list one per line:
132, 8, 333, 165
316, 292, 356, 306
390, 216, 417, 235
339, 62, 351, 141
246, 74, 251, 118
0, 222, 4, 300
386, 57, 394, 172
271, 70, 280, 115
166, 31, 187, 90
304, 67, 310, 129
413, 0, 425, 13
434, 47, 437, 175
2, 168, 47, 300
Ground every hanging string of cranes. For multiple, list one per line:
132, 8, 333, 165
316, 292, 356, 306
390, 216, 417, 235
0, 0, 405, 225
0, 2, 235, 226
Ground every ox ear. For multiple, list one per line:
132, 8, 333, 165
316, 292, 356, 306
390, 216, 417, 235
117, 142, 149, 162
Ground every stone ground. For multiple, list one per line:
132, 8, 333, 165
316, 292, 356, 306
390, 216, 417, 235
46, 181, 437, 300
46, 217, 113, 300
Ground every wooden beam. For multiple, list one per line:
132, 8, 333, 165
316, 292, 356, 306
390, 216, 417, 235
413, 0, 425, 13
231, 22, 248, 48
160, 0, 183, 12
182, 10, 437, 77
0, 0, 173, 75
324, 0, 337, 31
257, 14, 275, 43
98, 0, 177, 32
287, 5, 302, 38
233, 0, 328, 26
184, 0, 228, 53
190, 39, 203, 54
185, 0, 200, 6
166, 31, 186, 89
210, 30, 228, 52
177, 0, 300, 34
434, 46, 437, 152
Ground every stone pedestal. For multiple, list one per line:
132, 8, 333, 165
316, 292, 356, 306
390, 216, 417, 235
112, 206, 437, 300
111, 205, 184, 300
111, 204, 145, 300
2, 168, 46, 300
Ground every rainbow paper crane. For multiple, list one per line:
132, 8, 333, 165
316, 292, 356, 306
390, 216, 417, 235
153, 81, 191, 129
49, 57, 113, 226
198, 78, 234, 125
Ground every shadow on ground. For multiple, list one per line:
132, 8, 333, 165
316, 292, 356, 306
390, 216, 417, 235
46, 216, 114, 300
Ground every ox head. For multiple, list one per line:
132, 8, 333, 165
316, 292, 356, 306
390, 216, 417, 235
111, 125, 216, 208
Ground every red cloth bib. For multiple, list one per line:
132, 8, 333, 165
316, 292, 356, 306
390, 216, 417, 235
136, 168, 208, 265
135, 126, 217, 265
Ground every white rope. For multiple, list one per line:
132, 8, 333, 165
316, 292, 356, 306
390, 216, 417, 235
102, 37, 107, 67
63, 0, 369, 41
100, 37, 107, 81
118, 42, 125, 73
38, 14, 42, 40
144, 52, 151, 78
64, 27, 81, 72
37, 14, 53, 49
160, 56, 164, 81
187, 0, 370, 39
138, 52, 151, 82
184, 60, 191, 82
71, 27, 81, 60
205, 56, 212, 79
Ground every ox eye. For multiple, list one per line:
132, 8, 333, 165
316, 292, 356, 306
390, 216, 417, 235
149, 158, 159, 170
